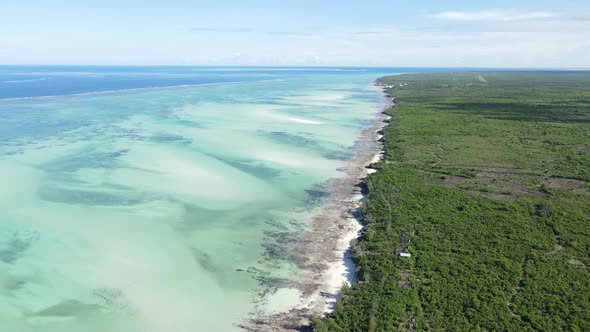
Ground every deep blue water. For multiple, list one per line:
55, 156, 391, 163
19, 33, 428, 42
0, 66, 490, 99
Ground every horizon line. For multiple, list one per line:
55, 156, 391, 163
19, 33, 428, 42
1, 64, 589, 70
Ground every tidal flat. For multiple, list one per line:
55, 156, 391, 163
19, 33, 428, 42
0, 67, 393, 331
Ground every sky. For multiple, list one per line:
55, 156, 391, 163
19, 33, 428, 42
0, 0, 589, 67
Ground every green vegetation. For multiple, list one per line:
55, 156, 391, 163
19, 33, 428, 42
314, 72, 590, 331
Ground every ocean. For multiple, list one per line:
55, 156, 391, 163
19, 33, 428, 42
0, 66, 415, 331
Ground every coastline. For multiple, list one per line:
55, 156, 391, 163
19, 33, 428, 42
246, 82, 393, 331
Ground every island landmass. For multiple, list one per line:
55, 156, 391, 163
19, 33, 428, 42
314, 72, 590, 331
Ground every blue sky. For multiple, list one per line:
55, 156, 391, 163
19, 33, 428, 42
1, 0, 589, 67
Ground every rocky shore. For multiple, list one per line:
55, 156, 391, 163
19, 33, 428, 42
245, 84, 393, 331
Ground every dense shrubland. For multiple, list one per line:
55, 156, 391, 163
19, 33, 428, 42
314, 72, 590, 331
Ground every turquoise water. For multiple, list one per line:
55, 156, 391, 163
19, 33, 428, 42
0, 67, 390, 331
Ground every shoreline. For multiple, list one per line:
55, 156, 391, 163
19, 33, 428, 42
246, 82, 393, 331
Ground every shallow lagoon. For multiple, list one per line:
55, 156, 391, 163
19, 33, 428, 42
0, 68, 388, 331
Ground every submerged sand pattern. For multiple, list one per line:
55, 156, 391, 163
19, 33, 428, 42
0, 74, 384, 331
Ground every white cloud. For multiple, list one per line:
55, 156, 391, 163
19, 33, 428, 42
432, 10, 561, 22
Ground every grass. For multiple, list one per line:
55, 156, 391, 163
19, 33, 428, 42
313, 72, 590, 331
